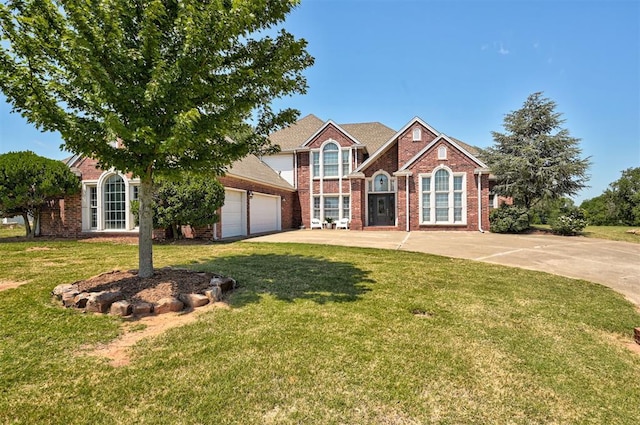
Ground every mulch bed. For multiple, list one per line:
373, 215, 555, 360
74, 268, 218, 304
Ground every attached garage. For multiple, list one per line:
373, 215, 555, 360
221, 189, 246, 238
250, 193, 281, 234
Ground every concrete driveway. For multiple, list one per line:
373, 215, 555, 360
247, 230, 640, 308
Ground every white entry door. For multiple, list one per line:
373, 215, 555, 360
250, 193, 281, 234
221, 190, 246, 238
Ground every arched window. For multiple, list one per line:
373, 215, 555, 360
323, 143, 339, 177
104, 174, 126, 229
374, 174, 389, 192
420, 168, 466, 224
434, 169, 450, 222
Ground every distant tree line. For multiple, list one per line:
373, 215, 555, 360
580, 167, 640, 226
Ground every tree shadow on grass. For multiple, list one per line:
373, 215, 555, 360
178, 253, 375, 307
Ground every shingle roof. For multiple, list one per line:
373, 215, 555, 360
226, 154, 294, 191
269, 114, 324, 151
340, 122, 397, 153
449, 137, 480, 156
269, 114, 396, 153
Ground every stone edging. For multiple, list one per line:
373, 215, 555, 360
52, 275, 236, 317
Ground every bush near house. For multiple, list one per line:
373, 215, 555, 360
489, 204, 530, 233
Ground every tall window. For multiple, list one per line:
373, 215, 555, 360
341, 149, 350, 176
89, 186, 98, 229
323, 143, 339, 177
313, 196, 321, 219
104, 175, 126, 229
412, 127, 421, 141
342, 196, 350, 219
312, 152, 320, 177
421, 177, 431, 222
420, 169, 466, 224
434, 169, 449, 222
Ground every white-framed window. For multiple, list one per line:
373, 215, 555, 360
82, 172, 139, 232
310, 140, 351, 179
342, 196, 350, 219
312, 151, 320, 178
313, 196, 321, 219
323, 143, 339, 177
104, 174, 126, 229
438, 146, 447, 160
412, 127, 421, 141
324, 196, 340, 220
342, 149, 350, 176
312, 194, 350, 221
369, 171, 395, 193
420, 167, 466, 225
89, 186, 98, 229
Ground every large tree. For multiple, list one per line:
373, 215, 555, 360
482, 92, 590, 210
0, 151, 80, 237
0, 0, 313, 277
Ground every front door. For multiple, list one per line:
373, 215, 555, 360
368, 194, 395, 226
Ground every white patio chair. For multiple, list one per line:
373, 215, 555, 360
335, 218, 349, 229
310, 218, 323, 229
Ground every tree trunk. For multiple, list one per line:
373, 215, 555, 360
138, 174, 154, 278
22, 212, 32, 238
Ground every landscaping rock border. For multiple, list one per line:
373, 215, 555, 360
52, 269, 236, 317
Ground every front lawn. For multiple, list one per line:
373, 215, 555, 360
582, 225, 640, 244
1, 236, 639, 424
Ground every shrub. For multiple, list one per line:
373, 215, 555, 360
551, 208, 587, 236
489, 205, 531, 233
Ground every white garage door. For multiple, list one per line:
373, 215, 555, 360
250, 193, 280, 234
221, 190, 246, 238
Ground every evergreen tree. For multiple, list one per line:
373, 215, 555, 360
483, 92, 590, 211
0, 0, 313, 276
0, 151, 80, 237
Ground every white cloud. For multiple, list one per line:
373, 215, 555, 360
533, 42, 540, 49
481, 44, 489, 51
498, 43, 510, 55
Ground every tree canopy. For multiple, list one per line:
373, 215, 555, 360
581, 167, 640, 226
0, 0, 313, 276
132, 174, 225, 239
482, 92, 590, 211
0, 151, 80, 237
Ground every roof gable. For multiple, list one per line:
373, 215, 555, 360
301, 120, 362, 148
398, 134, 488, 171
354, 117, 441, 173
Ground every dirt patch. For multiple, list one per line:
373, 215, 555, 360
0, 280, 30, 292
82, 301, 230, 367
25, 246, 54, 252
74, 268, 216, 304
67, 267, 234, 366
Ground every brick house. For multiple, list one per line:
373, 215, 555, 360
40, 153, 297, 239
40, 114, 496, 238
266, 114, 495, 232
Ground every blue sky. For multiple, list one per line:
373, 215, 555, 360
1, 0, 638, 203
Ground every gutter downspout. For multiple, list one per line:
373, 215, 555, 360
477, 171, 484, 233
406, 174, 410, 232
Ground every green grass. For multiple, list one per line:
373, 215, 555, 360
581, 225, 640, 244
532, 224, 640, 244
1, 233, 639, 424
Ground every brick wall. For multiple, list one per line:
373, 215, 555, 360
39, 193, 83, 237
397, 124, 438, 167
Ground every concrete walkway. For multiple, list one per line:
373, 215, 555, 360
246, 230, 640, 307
